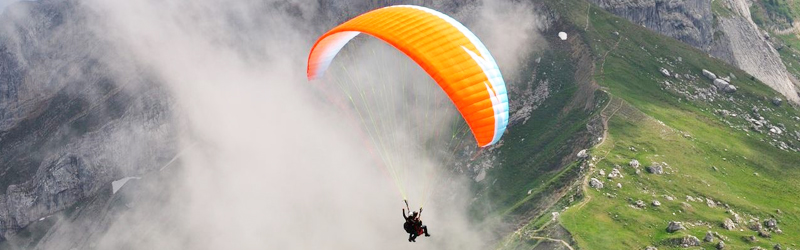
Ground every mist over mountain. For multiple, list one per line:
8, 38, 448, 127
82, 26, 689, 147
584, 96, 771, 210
1, 0, 799, 249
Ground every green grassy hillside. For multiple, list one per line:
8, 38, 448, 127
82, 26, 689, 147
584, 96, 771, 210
493, 0, 800, 248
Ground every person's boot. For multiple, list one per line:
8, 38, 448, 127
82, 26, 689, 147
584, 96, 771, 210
425, 233, 430, 237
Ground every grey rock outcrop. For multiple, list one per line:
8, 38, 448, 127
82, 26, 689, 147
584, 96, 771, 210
764, 218, 777, 229
577, 149, 589, 158
772, 97, 783, 106
0, 1, 177, 239
590, 178, 604, 189
629, 159, 640, 168
647, 164, 664, 174
608, 168, 623, 179
722, 218, 736, 230
669, 235, 701, 247
758, 229, 771, 238
712, 0, 799, 103
703, 69, 718, 80
704, 231, 714, 242
714, 79, 731, 90
723, 84, 737, 93
660, 68, 671, 77
717, 241, 725, 249
589, 0, 800, 103
667, 221, 685, 232
587, 0, 713, 49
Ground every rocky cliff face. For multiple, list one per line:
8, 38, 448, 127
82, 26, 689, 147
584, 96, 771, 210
588, 0, 800, 103
0, 0, 176, 239
589, 0, 713, 50
714, 0, 800, 103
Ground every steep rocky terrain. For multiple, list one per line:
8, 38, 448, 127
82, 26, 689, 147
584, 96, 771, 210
0, 0, 177, 241
589, 0, 800, 104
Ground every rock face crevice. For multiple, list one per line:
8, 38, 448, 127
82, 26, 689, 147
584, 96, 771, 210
588, 0, 800, 104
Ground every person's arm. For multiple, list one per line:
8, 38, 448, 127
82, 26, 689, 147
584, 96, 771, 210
402, 208, 407, 219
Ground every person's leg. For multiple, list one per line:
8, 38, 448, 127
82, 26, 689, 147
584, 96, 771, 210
409, 233, 417, 242
421, 225, 430, 236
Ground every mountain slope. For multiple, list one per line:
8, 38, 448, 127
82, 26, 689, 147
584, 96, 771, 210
497, 0, 800, 248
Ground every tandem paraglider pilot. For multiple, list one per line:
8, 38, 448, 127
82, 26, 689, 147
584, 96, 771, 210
402, 200, 430, 242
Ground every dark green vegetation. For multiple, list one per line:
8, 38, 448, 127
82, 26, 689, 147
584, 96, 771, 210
489, 0, 800, 248
747, 0, 795, 28
471, 28, 602, 235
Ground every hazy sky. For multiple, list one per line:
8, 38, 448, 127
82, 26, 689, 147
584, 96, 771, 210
0, 0, 13, 13
14, 0, 546, 249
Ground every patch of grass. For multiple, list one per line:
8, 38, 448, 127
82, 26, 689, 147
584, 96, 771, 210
551, 2, 800, 249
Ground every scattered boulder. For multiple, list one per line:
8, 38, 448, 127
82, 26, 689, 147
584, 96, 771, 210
722, 218, 736, 230
645, 246, 657, 250
577, 149, 589, 158
716, 241, 725, 249
749, 221, 763, 231
616, 183, 622, 188
660, 68, 671, 77
744, 235, 757, 243
727, 209, 743, 223
776, 209, 782, 214
704, 231, 714, 242
652, 200, 661, 206
714, 79, 730, 90
703, 69, 717, 80
589, 178, 604, 189
758, 229, 771, 238
647, 164, 664, 174
629, 159, 640, 168
635, 200, 646, 208
667, 221, 685, 233
724, 84, 737, 93
608, 168, 623, 179
772, 97, 782, 106
671, 235, 701, 247
774, 243, 782, 250
706, 198, 716, 208
751, 247, 765, 250
764, 218, 777, 229
599, 169, 606, 176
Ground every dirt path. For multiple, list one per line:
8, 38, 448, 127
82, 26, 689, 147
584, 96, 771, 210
573, 95, 622, 211
585, 4, 591, 31
599, 37, 623, 76
530, 236, 576, 250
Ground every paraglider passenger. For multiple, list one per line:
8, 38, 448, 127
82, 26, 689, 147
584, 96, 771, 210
403, 208, 430, 242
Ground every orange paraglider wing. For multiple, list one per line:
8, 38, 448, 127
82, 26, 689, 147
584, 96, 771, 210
307, 5, 508, 147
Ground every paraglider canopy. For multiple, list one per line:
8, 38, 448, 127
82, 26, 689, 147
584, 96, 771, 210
307, 5, 509, 148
